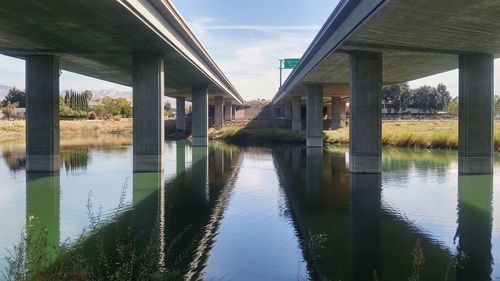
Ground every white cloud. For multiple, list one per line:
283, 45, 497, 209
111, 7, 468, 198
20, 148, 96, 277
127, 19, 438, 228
190, 17, 318, 100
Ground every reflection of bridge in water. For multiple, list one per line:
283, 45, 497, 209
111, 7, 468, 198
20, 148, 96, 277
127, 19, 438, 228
25, 141, 244, 279
23, 143, 495, 280
272, 147, 493, 281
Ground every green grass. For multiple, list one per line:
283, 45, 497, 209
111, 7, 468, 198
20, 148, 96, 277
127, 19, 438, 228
209, 126, 304, 144
212, 120, 500, 151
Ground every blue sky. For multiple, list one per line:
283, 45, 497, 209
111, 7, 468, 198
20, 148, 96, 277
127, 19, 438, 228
0, 0, 498, 100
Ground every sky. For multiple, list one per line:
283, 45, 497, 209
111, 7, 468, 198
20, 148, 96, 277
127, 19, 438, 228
0, 0, 499, 100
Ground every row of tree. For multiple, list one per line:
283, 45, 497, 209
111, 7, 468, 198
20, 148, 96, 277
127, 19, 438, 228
60, 90, 93, 118
382, 83, 452, 114
64, 90, 92, 112
0, 87, 132, 119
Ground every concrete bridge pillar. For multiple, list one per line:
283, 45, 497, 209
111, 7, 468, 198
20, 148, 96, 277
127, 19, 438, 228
292, 96, 302, 132
231, 104, 236, 121
284, 101, 292, 120
331, 97, 342, 130
349, 51, 382, 173
192, 85, 209, 146
132, 53, 164, 172
306, 84, 323, 147
176, 97, 186, 133
26, 55, 60, 172
214, 96, 224, 129
458, 53, 494, 174
224, 101, 232, 121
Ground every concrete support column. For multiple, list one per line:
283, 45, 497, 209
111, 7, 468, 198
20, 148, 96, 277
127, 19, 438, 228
458, 53, 494, 174
284, 102, 292, 120
231, 104, 236, 121
176, 97, 186, 133
224, 101, 232, 121
349, 52, 382, 173
331, 97, 342, 130
306, 84, 323, 147
133, 53, 164, 172
192, 85, 209, 147
292, 96, 302, 132
214, 96, 224, 129
26, 55, 60, 172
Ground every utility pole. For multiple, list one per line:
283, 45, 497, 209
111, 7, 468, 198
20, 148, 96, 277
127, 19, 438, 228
279, 59, 283, 89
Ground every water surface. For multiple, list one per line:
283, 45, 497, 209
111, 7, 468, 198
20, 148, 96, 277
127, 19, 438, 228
1, 139, 499, 280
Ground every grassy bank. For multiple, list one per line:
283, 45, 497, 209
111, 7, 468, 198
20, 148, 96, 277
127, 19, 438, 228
210, 120, 500, 151
0, 120, 132, 142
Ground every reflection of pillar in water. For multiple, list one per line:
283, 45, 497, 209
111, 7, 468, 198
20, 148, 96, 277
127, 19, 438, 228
26, 172, 60, 263
132, 172, 164, 267
213, 146, 224, 176
331, 152, 346, 176
192, 146, 209, 202
456, 175, 493, 281
133, 172, 163, 207
350, 173, 381, 281
306, 147, 323, 203
291, 146, 302, 177
176, 140, 186, 176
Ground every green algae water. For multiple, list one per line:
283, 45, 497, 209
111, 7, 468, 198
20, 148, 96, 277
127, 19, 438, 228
1, 139, 499, 280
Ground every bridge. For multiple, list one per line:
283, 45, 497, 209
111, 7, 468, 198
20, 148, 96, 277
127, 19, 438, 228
272, 0, 500, 174
0, 0, 243, 172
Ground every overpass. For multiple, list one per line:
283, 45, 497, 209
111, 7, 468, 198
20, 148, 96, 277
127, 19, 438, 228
272, 0, 499, 174
0, 0, 243, 172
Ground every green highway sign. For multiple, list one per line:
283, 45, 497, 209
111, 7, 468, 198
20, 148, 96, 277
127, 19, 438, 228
283, 58, 300, 69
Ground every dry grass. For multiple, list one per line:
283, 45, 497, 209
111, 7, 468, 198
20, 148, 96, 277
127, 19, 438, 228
325, 120, 500, 150
0, 120, 132, 142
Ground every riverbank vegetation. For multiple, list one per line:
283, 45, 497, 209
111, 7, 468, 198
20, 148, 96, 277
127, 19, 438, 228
0, 120, 132, 142
210, 120, 500, 151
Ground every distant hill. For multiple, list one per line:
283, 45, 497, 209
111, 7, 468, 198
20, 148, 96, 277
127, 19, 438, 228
90, 89, 176, 106
91, 89, 132, 101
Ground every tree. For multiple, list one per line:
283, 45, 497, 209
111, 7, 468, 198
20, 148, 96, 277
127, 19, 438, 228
382, 84, 401, 113
2, 102, 16, 119
411, 85, 439, 113
2, 87, 25, 107
494, 95, 500, 115
400, 83, 411, 111
448, 97, 459, 115
436, 83, 451, 111
164, 101, 172, 112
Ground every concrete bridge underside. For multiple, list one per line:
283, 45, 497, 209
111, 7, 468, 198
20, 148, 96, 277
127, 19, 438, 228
0, 0, 243, 172
273, 0, 500, 174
